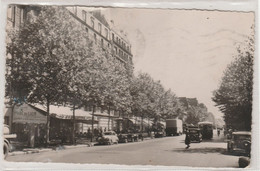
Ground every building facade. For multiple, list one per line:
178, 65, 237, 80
66, 6, 133, 66
5, 5, 134, 133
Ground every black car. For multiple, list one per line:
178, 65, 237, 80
227, 131, 251, 156
188, 129, 202, 143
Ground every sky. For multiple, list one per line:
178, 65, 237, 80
98, 8, 254, 119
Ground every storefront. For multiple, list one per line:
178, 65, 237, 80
4, 103, 99, 147
33, 104, 99, 143
4, 103, 47, 148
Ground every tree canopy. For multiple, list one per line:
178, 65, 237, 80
212, 33, 254, 131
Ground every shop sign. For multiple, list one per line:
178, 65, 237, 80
51, 114, 92, 121
13, 104, 47, 124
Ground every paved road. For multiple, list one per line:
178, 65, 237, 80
6, 130, 240, 167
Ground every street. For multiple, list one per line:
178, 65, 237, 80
6, 130, 240, 167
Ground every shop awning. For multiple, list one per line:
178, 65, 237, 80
32, 104, 98, 124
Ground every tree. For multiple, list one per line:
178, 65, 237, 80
6, 6, 93, 143
130, 73, 155, 131
130, 72, 179, 131
212, 33, 254, 131
102, 55, 133, 130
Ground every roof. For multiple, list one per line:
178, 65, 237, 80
31, 104, 97, 122
232, 131, 251, 135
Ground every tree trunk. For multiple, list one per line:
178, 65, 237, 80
108, 106, 110, 130
46, 99, 50, 145
91, 105, 95, 142
141, 114, 144, 133
72, 104, 76, 145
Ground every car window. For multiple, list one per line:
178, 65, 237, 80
234, 135, 250, 140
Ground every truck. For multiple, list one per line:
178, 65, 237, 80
165, 119, 183, 136
3, 124, 16, 158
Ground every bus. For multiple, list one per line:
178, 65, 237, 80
198, 122, 213, 139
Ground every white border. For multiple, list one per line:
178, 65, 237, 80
0, 0, 259, 170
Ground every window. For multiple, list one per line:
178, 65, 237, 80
91, 17, 94, 28
105, 28, 108, 38
98, 23, 102, 33
112, 33, 114, 40
20, 8, 25, 25
94, 33, 97, 43
101, 39, 104, 47
82, 10, 87, 22
7, 6, 15, 21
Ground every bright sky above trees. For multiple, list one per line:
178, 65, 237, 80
99, 8, 254, 119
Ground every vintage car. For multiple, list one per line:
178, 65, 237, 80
154, 131, 165, 138
97, 131, 119, 145
227, 131, 251, 156
118, 130, 144, 143
3, 124, 16, 158
117, 133, 135, 143
117, 133, 129, 143
188, 129, 202, 143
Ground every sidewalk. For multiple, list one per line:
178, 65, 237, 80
8, 142, 96, 157
8, 136, 155, 157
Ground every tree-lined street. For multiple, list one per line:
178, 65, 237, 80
3, 4, 256, 169
6, 130, 240, 167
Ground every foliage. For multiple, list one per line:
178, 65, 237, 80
212, 34, 254, 131
130, 72, 179, 124
6, 6, 135, 141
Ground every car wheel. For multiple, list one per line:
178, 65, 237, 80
4, 142, 9, 159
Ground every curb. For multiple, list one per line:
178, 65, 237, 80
8, 143, 96, 157
8, 139, 153, 157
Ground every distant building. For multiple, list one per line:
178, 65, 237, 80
178, 97, 198, 108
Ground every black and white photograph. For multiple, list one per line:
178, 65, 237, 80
1, 0, 259, 170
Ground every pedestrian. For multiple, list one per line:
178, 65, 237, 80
185, 132, 191, 149
217, 129, 220, 137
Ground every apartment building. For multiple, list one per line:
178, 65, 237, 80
67, 6, 133, 65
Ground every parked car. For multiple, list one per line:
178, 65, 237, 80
97, 131, 119, 145
154, 131, 164, 138
227, 131, 251, 156
118, 133, 129, 143
3, 124, 16, 158
188, 129, 202, 143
